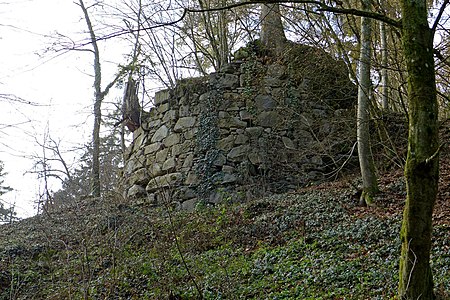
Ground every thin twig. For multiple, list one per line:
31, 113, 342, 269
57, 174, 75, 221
425, 142, 446, 164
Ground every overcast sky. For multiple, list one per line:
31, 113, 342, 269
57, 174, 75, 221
0, 0, 125, 218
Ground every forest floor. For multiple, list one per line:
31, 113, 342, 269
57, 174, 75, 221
0, 126, 449, 299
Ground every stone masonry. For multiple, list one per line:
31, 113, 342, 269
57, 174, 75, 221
120, 44, 357, 209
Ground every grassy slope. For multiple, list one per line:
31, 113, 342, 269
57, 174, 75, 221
1, 121, 450, 300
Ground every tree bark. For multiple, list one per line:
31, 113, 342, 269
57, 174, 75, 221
79, 0, 103, 198
91, 95, 102, 198
398, 0, 439, 299
123, 79, 141, 132
380, 21, 389, 110
218, 3, 229, 68
357, 0, 378, 205
260, 3, 287, 54
79, 0, 125, 197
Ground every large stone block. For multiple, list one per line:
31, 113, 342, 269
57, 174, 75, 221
199, 91, 211, 103
210, 73, 239, 89
162, 157, 176, 171
174, 117, 196, 132
227, 145, 249, 162
151, 125, 169, 143
124, 158, 144, 175
127, 185, 147, 199
181, 198, 198, 211
217, 136, 235, 151
146, 173, 183, 192
235, 134, 249, 145
156, 148, 169, 163
132, 127, 144, 140
267, 63, 286, 79
222, 173, 237, 184
146, 163, 163, 178
213, 153, 227, 166
182, 153, 194, 168
154, 89, 170, 105
219, 62, 240, 74
145, 142, 163, 155
218, 116, 247, 129
133, 131, 147, 151
239, 110, 253, 121
162, 110, 178, 123
220, 92, 242, 111
184, 128, 196, 140
179, 105, 190, 117
222, 165, 237, 184
248, 151, 263, 165
128, 168, 150, 186
184, 172, 199, 185
172, 140, 192, 157
245, 126, 263, 138
148, 119, 162, 129
176, 188, 196, 200
163, 133, 181, 147
258, 111, 281, 127
157, 103, 170, 114
255, 94, 276, 111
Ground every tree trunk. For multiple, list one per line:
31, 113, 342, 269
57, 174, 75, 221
357, 0, 378, 205
79, 0, 103, 198
218, 4, 229, 68
380, 21, 389, 110
123, 79, 141, 132
79, 0, 125, 197
92, 95, 102, 198
260, 3, 287, 54
398, 0, 439, 299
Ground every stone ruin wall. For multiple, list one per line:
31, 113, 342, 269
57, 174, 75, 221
121, 47, 357, 209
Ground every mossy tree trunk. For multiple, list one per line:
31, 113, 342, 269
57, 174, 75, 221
260, 3, 287, 55
357, 0, 379, 205
398, 0, 439, 299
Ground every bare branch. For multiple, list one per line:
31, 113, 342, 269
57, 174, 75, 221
64, 0, 402, 53
434, 48, 450, 68
0, 94, 47, 106
315, 5, 401, 28
0, 120, 32, 130
184, 1, 401, 28
100, 67, 128, 99
432, 0, 450, 34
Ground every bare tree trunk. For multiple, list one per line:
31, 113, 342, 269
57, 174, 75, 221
398, 0, 439, 298
357, 0, 378, 205
218, 2, 229, 67
92, 95, 102, 198
79, 0, 103, 198
79, 0, 124, 197
122, 79, 141, 132
380, 21, 389, 110
260, 3, 287, 54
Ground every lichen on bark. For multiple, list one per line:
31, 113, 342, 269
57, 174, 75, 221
398, 0, 439, 298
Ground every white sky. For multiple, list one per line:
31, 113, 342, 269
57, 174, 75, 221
0, 0, 126, 218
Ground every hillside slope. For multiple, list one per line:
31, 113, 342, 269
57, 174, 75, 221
0, 127, 449, 300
